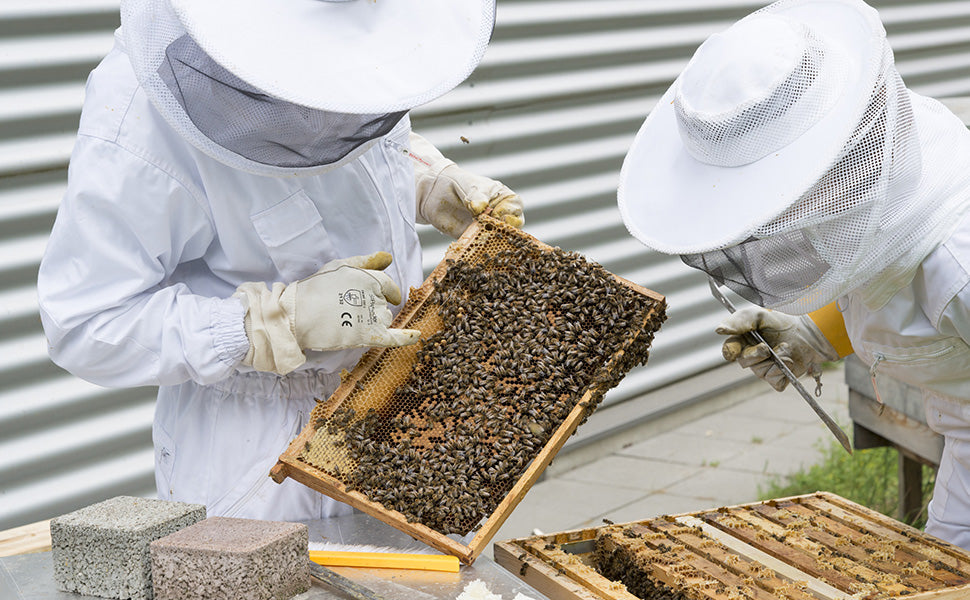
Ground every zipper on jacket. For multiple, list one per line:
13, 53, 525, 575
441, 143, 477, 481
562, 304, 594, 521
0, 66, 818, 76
384, 137, 429, 168
224, 409, 306, 518
869, 353, 885, 410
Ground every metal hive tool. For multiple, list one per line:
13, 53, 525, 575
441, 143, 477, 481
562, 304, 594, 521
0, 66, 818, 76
271, 215, 667, 563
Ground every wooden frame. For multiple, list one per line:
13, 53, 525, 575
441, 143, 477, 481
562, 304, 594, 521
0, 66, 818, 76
495, 492, 970, 600
0, 519, 51, 557
270, 215, 666, 564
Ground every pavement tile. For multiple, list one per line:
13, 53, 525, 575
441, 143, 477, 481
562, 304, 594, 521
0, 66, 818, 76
599, 493, 721, 525
662, 467, 768, 506
718, 441, 828, 476
557, 455, 697, 491
619, 431, 751, 466
492, 478, 644, 542
777, 421, 844, 451
671, 412, 798, 445
815, 401, 851, 427
729, 390, 834, 425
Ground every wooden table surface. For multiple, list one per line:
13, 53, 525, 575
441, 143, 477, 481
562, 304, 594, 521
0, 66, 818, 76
0, 519, 51, 557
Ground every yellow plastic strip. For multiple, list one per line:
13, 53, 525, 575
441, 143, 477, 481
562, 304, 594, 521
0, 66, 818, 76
808, 301, 854, 358
309, 550, 460, 573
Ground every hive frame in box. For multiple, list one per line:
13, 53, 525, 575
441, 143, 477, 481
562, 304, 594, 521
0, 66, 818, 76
270, 215, 665, 564
494, 491, 970, 600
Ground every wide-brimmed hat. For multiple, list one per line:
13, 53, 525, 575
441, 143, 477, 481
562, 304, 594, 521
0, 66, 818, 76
123, 0, 495, 114
617, 0, 887, 255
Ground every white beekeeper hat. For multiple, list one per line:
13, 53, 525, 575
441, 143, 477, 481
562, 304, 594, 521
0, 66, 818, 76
618, 0, 887, 256
120, 0, 495, 175
619, 0, 970, 314
125, 0, 495, 114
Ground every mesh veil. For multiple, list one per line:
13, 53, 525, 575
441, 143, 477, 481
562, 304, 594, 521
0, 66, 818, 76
159, 35, 405, 170
121, 0, 402, 176
683, 39, 970, 314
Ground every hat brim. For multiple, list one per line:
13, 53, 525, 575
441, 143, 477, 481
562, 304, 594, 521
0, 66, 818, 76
617, 0, 886, 255
169, 0, 495, 114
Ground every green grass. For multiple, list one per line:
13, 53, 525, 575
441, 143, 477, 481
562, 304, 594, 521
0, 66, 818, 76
758, 437, 936, 529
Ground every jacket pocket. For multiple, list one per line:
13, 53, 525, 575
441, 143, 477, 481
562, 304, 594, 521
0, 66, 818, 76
862, 336, 970, 395
251, 190, 335, 280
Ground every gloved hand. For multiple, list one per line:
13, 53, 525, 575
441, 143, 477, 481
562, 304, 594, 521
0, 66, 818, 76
409, 131, 524, 238
233, 251, 421, 376
715, 307, 839, 392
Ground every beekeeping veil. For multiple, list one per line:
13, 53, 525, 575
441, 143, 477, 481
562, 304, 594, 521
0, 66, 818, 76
120, 0, 495, 176
617, 0, 970, 314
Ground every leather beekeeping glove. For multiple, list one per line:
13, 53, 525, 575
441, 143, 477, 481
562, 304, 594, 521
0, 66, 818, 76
409, 131, 524, 238
716, 307, 839, 392
233, 252, 421, 376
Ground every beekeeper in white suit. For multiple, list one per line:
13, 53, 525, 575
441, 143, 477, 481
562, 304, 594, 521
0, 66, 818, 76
618, 0, 970, 549
36, 0, 523, 522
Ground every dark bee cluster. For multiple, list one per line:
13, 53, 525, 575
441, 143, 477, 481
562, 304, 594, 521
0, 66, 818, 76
595, 540, 691, 600
306, 224, 666, 535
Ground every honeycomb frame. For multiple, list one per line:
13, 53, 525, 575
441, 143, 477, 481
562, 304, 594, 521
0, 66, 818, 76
271, 215, 666, 564
495, 492, 970, 600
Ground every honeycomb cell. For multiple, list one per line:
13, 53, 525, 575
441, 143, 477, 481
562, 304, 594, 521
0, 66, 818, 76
298, 218, 666, 536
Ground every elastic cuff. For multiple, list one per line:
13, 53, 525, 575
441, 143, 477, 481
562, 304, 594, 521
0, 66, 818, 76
797, 314, 839, 364
212, 296, 251, 367
807, 302, 854, 358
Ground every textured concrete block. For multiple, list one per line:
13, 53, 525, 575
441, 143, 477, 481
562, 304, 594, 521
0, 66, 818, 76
150, 517, 309, 600
50, 496, 206, 599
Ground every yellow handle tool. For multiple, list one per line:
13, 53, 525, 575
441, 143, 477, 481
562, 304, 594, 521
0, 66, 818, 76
309, 550, 460, 573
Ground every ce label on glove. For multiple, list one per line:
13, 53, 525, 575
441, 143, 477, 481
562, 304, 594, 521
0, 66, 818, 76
340, 289, 365, 328
339, 289, 383, 328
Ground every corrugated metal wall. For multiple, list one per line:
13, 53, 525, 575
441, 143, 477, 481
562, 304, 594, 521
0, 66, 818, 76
4, 0, 970, 530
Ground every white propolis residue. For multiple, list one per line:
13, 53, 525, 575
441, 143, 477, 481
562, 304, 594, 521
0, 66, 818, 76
455, 579, 537, 600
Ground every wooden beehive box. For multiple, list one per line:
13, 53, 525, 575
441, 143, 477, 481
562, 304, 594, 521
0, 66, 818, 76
494, 492, 970, 600
270, 215, 667, 564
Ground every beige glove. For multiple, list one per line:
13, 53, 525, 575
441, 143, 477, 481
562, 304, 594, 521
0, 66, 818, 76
233, 252, 421, 375
716, 307, 839, 392
409, 131, 524, 238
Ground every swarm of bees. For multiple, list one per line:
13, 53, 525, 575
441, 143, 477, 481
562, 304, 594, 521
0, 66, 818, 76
596, 529, 704, 600
301, 221, 666, 535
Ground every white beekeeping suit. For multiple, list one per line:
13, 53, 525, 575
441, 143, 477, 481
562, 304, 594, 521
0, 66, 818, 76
37, 0, 523, 522
616, 0, 970, 549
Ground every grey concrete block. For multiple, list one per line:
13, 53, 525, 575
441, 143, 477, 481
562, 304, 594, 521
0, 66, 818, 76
50, 496, 206, 600
150, 517, 309, 600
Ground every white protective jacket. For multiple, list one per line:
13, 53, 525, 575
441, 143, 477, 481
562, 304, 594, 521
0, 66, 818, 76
843, 209, 970, 547
36, 33, 424, 521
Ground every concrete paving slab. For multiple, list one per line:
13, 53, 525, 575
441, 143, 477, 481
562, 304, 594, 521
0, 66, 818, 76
815, 400, 851, 427
492, 478, 644, 543
778, 421, 845, 451
672, 411, 798, 445
718, 441, 828, 476
730, 368, 849, 423
598, 493, 723, 524
618, 431, 751, 466
661, 467, 767, 506
730, 390, 834, 425
556, 455, 698, 492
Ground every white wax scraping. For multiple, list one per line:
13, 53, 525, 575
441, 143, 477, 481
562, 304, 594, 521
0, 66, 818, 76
455, 579, 536, 600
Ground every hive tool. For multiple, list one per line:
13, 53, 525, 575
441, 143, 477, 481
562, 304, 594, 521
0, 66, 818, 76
707, 277, 852, 455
